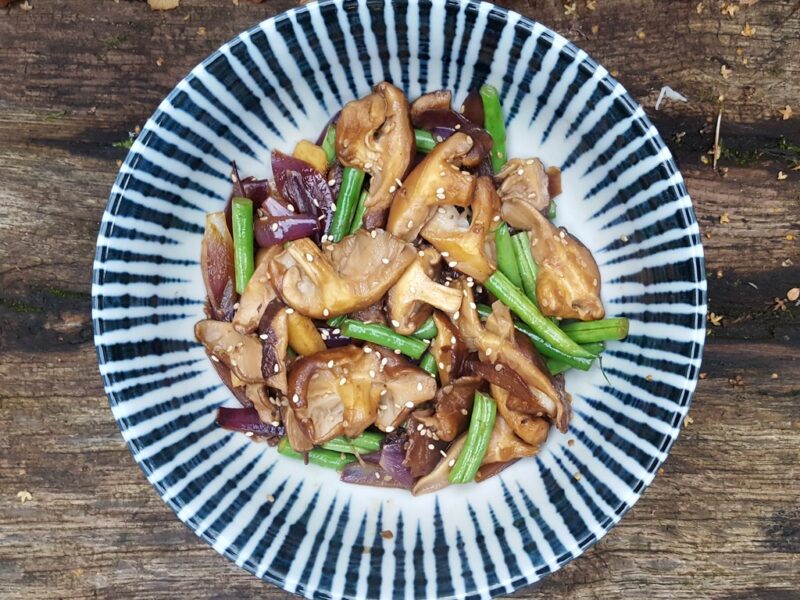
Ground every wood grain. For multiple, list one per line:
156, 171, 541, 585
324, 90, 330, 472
1, 1, 798, 599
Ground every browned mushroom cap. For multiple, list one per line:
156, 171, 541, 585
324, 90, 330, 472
409, 90, 452, 121
386, 132, 476, 241
481, 412, 543, 464
415, 375, 480, 442
428, 312, 468, 385
386, 251, 462, 335
232, 245, 282, 334
403, 410, 450, 479
258, 301, 289, 394
411, 434, 466, 496
526, 210, 605, 321
336, 82, 415, 228
245, 384, 282, 428
201, 212, 237, 321
449, 281, 569, 431
489, 385, 552, 447
420, 175, 500, 282
284, 345, 436, 452
495, 158, 550, 228
267, 229, 416, 319
195, 320, 264, 384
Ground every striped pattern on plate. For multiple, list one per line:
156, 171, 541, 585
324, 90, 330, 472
91, 0, 706, 598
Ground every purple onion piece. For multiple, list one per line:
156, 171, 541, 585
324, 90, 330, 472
340, 461, 405, 488
254, 214, 319, 248
271, 151, 335, 243
460, 88, 485, 127
430, 126, 456, 142
412, 108, 492, 165
261, 194, 295, 218
318, 326, 351, 348
360, 451, 382, 464
379, 442, 414, 489
216, 407, 284, 437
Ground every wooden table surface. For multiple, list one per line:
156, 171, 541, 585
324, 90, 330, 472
1, 0, 798, 598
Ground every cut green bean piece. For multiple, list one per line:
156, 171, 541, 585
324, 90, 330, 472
547, 200, 557, 220
560, 318, 630, 344
511, 232, 539, 303
476, 303, 598, 370
414, 129, 437, 153
322, 431, 384, 454
418, 352, 438, 376
277, 438, 356, 471
411, 316, 438, 340
348, 189, 369, 234
231, 197, 255, 294
480, 84, 507, 173
484, 272, 595, 359
321, 125, 336, 166
326, 314, 347, 328
340, 319, 428, 359
328, 167, 365, 242
449, 392, 497, 483
545, 342, 605, 375
495, 223, 523, 288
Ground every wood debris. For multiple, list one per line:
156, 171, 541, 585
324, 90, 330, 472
721, 2, 739, 16
728, 374, 744, 388
712, 108, 723, 169
771, 372, 779, 380
741, 22, 755, 37
20, 0, 31, 10
773, 297, 787, 311
696, 2, 704, 14
380, 530, 394, 539
719, 212, 730, 224
17, 490, 32, 504
197, 27, 207, 36
708, 312, 723, 326
778, 105, 793, 120
591, 24, 599, 34
720, 65, 733, 80
148, 0, 179, 10
739, 0, 758, 6
563, 2, 577, 16
684, 415, 694, 427
699, 372, 708, 379
777, 171, 788, 180
788, 288, 800, 302
586, 0, 597, 10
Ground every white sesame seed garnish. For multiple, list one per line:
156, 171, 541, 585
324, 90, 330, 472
440, 251, 449, 257
405, 401, 415, 408
439, 171, 446, 177
375, 471, 381, 480
517, 168, 524, 176
305, 253, 314, 262
364, 161, 373, 170
450, 336, 456, 345
381, 257, 390, 264
437, 207, 446, 214
436, 187, 445, 195
363, 346, 373, 353
460, 408, 469, 415
292, 394, 300, 404
245, 431, 254, 437
391, 319, 400, 327
394, 349, 401, 354
438, 362, 445, 370
448, 459, 456, 467
416, 382, 423, 392
435, 135, 443, 142
407, 220, 414, 228
427, 443, 435, 450
210, 355, 220, 362
385, 425, 395, 432
389, 185, 396, 193
369, 370, 376, 378
370, 230, 377, 239
285, 308, 295, 314
380, 389, 387, 396
495, 363, 503, 371
395, 178, 403, 187
259, 334, 268, 340
339, 377, 347, 385
327, 360, 334, 368
271, 421, 280, 427
485, 348, 493, 356
287, 204, 295, 212
328, 179, 336, 186
492, 215, 501, 222
452, 310, 460, 320
469, 302, 477, 310
331, 202, 337, 212
271, 222, 278, 232
274, 363, 280, 373
448, 261, 457, 268
323, 308, 330, 317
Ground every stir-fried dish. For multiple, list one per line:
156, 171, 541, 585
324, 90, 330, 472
196, 83, 629, 494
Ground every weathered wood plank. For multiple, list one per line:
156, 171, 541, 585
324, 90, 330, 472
1, 0, 798, 598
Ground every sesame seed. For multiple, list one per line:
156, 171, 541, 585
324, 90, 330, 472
485, 348, 493, 356
327, 360, 334, 368
380, 389, 387, 396
427, 444, 435, 450
328, 179, 335, 186
492, 215, 501, 222
394, 349, 401, 354
448, 261, 457, 268
363, 346, 373, 353
438, 362, 445, 369
364, 161, 373, 169
339, 377, 347, 385
469, 302, 477, 310
259, 334, 268, 340
375, 472, 381, 480
391, 319, 400, 327
437, 207, 445, 214
460, 408, 469, 415
381, 257, 390, 264
369, 370, 376, 378
292, 394, 300, 404
454, 123, 461, 130
274, 363, 280, 373
436, 187, 445, 195
385, 425, 395, 433
271, 222, 278, 232
416, 382, 423, 392
245, 431, 254, 437
306, 253, 314, 262
435, 135, 443, 142
441, 251, 449, 257
495, 363, 503, 371
323, 308, 330, 317
389, 185, 396, 193
285, 308, 295, 314
210, 355, 220, 362
448, 459, 456, 467
440, 450, 447, 457
439, 171, 446, 177
331, 202, 337, 212
395, 178, 403, 187
452, 311, 460, 320
405, 401, 415, 408
271, 421, 280, 427
407, 220, 414, 228
517, 168, 524, 176
370, 230, 377, 238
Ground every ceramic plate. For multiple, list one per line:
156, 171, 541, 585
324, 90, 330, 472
92, 0, 706, 597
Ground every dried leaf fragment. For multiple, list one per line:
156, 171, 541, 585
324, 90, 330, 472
148, 0, 179, 10
17, 490, 32, 504
696, 2, 705, 14
721, 2, 739, 16
778, 105, 793, 120
563, 2, 577, 16
719, 212, 730, 224
788, 288, 800, 302
777, 171, 788, 181
20, 0, 32, 10
720, 65, 733, 80
708, 312, 723, 326
586, 0, 596, 10
741, 22, 755, 37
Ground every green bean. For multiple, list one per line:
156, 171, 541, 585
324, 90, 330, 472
348, 189, 369, 234
326, 314, 347, 328
495, 223, 523, 288
418, 352, 438, 376
411, 316, 438, 340
484, 272, 595, 359
328, 167, 365, 242
322, 430, 384, 454
560, 318, 630, 344
231, 197, 255, 294
545, 342, 605, 375
511, 232, 538, 303
340, 319, 428, 359
277, 437, 355, 471
414, 129, 437, 153
449, 392, 497, 483
547, 200, 557, 220
321, 125, 336, 166
476, 303, 597, 371
480, 84, 507, 173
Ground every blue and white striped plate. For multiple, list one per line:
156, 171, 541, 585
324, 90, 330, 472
92, 0, 706, 597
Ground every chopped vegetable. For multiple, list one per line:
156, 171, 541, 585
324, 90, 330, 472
287, 311, 326, 356
278, 437, 355, 470
449, 392, 497, 483
321, 125, 337, 166
322, 430, 384, 454
348, 189, 369, 234
547, 200, 557, 220
494, 222, 522, 288
231, 197, 254, 294
340, 319, 428, 359
560, 318, 630, 344
419, 352, 438, 376
414, 128, 437, 153
412, 316, 438, 339
480, 84, 506, 172
293, 140, 328, 173
511, 231, 538, 303
328, 167, 366, 242
216, 406, 284, 438
545, 341, 604, 375
484, 271, 595, 359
